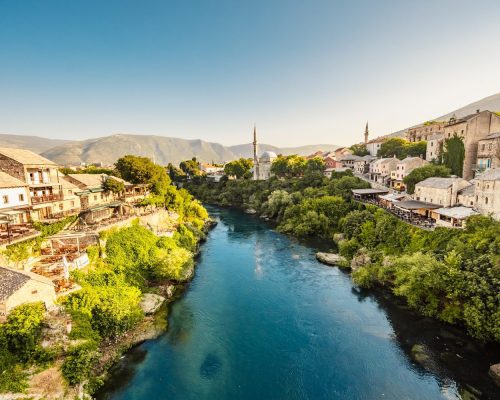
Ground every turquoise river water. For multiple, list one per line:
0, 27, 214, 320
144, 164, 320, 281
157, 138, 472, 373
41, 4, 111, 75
97, 206, 499, 400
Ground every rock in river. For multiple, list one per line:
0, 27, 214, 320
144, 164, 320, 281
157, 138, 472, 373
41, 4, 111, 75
140, 293, 166, 315
489, 363, 500, 387
316, 252, 346, 266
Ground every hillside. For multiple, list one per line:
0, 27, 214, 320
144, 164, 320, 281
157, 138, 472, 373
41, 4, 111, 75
41, 135, 340, 166
384, 92, 500, 139
0, 134, 70, 153
41, 135, 237, 166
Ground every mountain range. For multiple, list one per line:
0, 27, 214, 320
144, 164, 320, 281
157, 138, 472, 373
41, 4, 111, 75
0, 92, 498, 166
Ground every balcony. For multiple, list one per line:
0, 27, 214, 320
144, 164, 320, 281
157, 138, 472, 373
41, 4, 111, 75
31, 193, 62, 204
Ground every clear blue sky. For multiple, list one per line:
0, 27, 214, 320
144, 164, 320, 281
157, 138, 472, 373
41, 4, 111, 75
1, 0, 499, 147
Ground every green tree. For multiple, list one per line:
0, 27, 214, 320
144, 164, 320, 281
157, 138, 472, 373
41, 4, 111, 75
103, 177, 125, 194
179, 157, 201, 176
224, 158, 253, 179
406, 141, 427, 158
442, 134, 465, 177
115, 155, 171, 195
3, 302, 45, 362
350, 143, 369, 156
377, 138, 407, 158
403, 164, 451, 194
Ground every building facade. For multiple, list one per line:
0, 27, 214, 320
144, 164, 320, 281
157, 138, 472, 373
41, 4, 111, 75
0, 147, 63, 221
0, 267, 56, 322
414, 177, 471, 207
476, 132, 500, 172
390, 157, 428, 190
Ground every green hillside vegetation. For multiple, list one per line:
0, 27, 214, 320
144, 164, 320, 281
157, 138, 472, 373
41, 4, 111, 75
186, 169, 500, 342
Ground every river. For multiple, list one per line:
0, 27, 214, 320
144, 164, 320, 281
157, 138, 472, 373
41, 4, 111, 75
97, 207, 499, 400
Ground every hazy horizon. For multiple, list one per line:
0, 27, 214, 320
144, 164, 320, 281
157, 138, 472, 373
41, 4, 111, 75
1, 0, 500, 147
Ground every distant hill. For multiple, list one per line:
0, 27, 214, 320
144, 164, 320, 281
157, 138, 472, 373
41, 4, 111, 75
41, 134, 238, 166
0, 134, 70, 153
41, 134, 340, 166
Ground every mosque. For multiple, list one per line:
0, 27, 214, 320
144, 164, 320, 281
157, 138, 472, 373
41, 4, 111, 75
252, 126, 277, 180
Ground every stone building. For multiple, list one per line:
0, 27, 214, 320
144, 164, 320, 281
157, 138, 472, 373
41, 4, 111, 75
339, 154, 361, 170
0, 147, 63, 221
426, 133, 444, 162
51, 177, 82, 218
0, 171, 31, 224
390, 157, 428, 190
369, 157, 399, 185
0, 267, 56, 322
414, 176, 471, 207
406, 121, 446, 142
65, 174, 128, 223
354, 155, 376, 174
441, 110, 500, 180
476, 132, 500, 172
473, 168, 500, 219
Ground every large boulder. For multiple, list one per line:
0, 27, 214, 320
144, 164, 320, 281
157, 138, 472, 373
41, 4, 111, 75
489, 363, 500, 387
245, 208, 257, 215
350, 249, 372, 272
140, 293, 166, 315
316, 252, 346, 266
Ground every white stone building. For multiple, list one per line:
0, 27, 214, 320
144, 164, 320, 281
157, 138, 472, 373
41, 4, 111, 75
414, 177, 471, 207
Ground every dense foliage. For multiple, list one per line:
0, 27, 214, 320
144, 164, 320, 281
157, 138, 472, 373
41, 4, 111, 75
224, 158, 253, 179
442, 135, 465, 177
350, 143, 369, 156
377, 138, 427, 159
102, 177, 125, 194
403, 164, 451, 194
0, 303, 47, 392
186, 171, 500, 342
115, 155, 171, 195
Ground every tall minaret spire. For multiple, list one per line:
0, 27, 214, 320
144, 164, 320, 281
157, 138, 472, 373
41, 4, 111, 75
253, 124, 259, 180
364, 121, 369, 144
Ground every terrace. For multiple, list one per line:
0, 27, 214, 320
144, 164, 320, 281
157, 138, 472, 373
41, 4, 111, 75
352, 189, 440, 229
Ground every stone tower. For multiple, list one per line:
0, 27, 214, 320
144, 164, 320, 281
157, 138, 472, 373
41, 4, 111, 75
364, 122, 369, 144
253, 125, 260, 180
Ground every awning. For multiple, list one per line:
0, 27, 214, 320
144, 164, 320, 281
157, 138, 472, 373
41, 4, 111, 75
351, 189, 389, 195
434, 206, 478, 220
395, 200, 441, 211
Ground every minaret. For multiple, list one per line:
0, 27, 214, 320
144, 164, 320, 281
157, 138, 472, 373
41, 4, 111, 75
364, 122, 369, 144
253, 124, 259, 180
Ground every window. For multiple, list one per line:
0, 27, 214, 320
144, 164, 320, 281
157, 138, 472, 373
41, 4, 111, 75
470, 201, 473, 206
2, 195, 8, 204
94, 195, 97, 201
31, 290, 38, 295
59, 203, 63, 210
19, 194, 24, 202
68, 190, 72, 195
485, 197, 489, 204
430, 152, 433, 157
481, 144, 485, 151
71, 201, 75, 207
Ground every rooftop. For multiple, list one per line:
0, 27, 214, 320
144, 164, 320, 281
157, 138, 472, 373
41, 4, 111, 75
0, 267, 30, 300
0, 171, 27, 188
67, 174, 131, 189
476, 168, 500, 181
395, 200, 441, 210
484, 132, 500, 140
0, 147, 57, 166
352, 188, 389, 195
416, 176, 469, 189
435, 206, 478, 220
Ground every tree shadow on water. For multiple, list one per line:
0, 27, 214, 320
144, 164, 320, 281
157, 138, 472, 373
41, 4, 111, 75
351, 286, 500, 399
